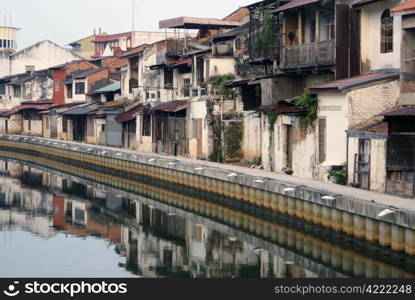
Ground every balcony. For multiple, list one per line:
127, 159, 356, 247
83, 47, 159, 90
280, 40, 335, 70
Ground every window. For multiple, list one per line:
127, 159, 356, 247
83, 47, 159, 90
164, 69, 173, 88
146, 92, 150, 100
192, 119, 199, 139
13, 85, 21, 98
101, 124, 106, 132
142, 114, 151, 137
318, 118, 327, 163
0, 83, 5, 95
75, 82, 85, 95
381, 10, 393, 53
55, 80, 60, 92
67, 84, 73, 99
62, 116, 68, 133
183, 78, 191, 97
46, 117, 50, 130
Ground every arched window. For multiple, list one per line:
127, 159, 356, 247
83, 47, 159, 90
381, 10, 393, 53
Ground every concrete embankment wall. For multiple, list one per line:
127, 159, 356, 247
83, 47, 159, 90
0, 135, 414, 256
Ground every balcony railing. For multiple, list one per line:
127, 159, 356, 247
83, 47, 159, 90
280, 40, 335, 70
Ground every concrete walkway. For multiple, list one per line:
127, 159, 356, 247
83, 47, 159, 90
2, 135, 415, 214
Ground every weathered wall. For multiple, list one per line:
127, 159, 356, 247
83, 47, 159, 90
242, 112, 261, 161
360, 1, 402, 73
348, 136, 387, 193
348, 80, 399, 127
22, 74, 53, 102
10, 40, 80, 76
23, 119, 42, 136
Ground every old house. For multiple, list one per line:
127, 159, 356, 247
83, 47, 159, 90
309, 72, 399, 183
383, 107, 415, 198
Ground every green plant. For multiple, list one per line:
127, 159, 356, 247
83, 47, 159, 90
251, 156, 262, 166
328, 169, 348, 186
209, 74, 235, 99
293, 89, 318, 128
261, 8, 276, 49
267, 112, 277, 132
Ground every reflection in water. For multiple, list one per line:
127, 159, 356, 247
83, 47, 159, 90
0, 159, 413, 278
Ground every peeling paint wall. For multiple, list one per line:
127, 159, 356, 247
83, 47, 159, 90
22, 74, 53, 101
242, 112, 261, 161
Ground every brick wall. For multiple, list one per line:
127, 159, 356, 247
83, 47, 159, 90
52, 69, 65, 105
66, 61, 97, 75
101, 57, 127, 72
348, 80, 399, 127
88, 68, 109, 92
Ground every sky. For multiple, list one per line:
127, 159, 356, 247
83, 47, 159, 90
3, 0, 254, 50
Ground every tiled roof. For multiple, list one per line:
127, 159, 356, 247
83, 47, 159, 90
274, 0, 320, 13
73, 67, 107, 79
310, 72, 399, 92
391, 0, 415, 13
99, 98, 126, 109
92, 32, 132, 43
384, 106, 415, 117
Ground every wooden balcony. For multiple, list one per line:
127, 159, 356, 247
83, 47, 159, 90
280, 40, 335, 70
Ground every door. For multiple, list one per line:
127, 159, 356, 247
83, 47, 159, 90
197, 119, 203, 158
286, 125, 293, 169
50, 115, 58, 139
357, 139, 371, 190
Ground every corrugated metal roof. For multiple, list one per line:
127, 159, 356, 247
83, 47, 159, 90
99, 98, 126, 108
274, 0, 320, 13
115, 104, 151, 123
352, 0, 382, 7
152, 100, 188, 113
61, 102, 99, 115
94, 81, 121, 94
257, 100, 304, 115
92, 32, 132, 43
310, 72, 399, 92
384, 106, 415, 117
167, 57, 192, 69
159, 17, 241, 30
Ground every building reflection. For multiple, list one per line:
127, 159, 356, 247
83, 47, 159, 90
0, 159, 413, 278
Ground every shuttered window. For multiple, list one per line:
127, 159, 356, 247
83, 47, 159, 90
318, 118, 327, 163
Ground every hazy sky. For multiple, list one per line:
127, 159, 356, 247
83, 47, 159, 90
3, 0, 254, 50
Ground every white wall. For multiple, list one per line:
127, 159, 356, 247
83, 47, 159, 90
360, 1, 402, 72
318, 93, 349, 166
10, 40, 80, 76
242, 112, 261, 161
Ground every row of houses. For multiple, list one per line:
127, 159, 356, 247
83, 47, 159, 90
1, 0, 415, 199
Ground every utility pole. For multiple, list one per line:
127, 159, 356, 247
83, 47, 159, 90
131, 0, 135, 48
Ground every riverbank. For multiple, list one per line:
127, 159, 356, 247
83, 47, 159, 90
0, 134, 414, 256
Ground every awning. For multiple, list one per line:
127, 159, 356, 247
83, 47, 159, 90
152, 100, 188, 113
115, 104, 151, 123
159, 17, 241, 30
274, 0, 320, 13
149, 64, 166, 70
93, 81, 121, 94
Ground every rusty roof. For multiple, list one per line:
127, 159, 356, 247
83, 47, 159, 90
257, 100, 305, 115
310, 72, 399, 92
274, 0, 320, 13
119, 44, 148, 58
391, 0, 415, 13
115, 104, 151, 123
351, 115, 389, 134
159, 17, 241, 30
72, 67, 107, 79
92, 32, 132, 43
152, 100, 188, 113
384, 106, 415, 117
